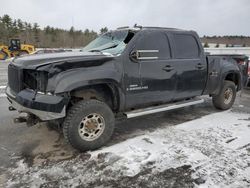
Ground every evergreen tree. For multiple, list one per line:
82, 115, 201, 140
33, 23, 40, 46
100, 27, 108, 34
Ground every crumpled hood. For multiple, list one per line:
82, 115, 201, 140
11, 51, 114, 70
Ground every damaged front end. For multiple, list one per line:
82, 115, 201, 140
6, 63, 67, 126
23, 69, 49, 94
6, 50, 116, 126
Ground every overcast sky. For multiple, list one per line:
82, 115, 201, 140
1, 0, 250, 36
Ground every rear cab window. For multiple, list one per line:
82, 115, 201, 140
172, 33, 200, 59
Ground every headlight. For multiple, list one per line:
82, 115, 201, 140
23, 70, 48, 92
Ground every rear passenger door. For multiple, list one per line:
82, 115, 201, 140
170, 33, 207, 100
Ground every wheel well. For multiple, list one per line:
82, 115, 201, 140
225, 73, 239, 89
69, 84, 119, 111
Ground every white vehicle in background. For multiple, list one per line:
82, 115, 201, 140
31, 48, 73, 55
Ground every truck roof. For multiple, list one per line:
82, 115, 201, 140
142, 27, 186, 31
117, 25, 190, 32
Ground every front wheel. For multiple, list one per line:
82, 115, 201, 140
212, 81, 236, 110
63, 100, 115, 151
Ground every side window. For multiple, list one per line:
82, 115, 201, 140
136, 31, 171, 60
173, 34, 200, 59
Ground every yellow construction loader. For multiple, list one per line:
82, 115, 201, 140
0, 39, 35, 60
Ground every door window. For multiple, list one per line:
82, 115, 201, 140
136, 31, 171, 60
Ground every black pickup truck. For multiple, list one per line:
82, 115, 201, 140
6, 26, 244, 151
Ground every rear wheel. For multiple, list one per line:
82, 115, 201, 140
63, 99, 115, 151
212, 81, 236, 110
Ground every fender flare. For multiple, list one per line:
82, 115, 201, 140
50, 69, 126, 111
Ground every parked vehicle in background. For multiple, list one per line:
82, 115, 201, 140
6, 26, 246, 151
229, 55, 249, 88
31, 48, 72, 55
0, 39, 35, 60
214, 55, 249, 88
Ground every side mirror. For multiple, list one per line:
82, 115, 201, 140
130, 51, 138, 61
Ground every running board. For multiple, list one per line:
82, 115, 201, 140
125, 98, 204, 118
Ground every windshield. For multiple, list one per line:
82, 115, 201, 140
83, 30, 134, 55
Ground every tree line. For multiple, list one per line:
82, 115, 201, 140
0, 14, 109, 48
1, 14, 249, 48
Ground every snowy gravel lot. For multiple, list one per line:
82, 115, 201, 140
0, 61, 8, 97
4, 110, 250, 188
0, 59, 250, 188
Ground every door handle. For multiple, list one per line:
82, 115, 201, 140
162, 65, 174, 72
196, 63, 204, 69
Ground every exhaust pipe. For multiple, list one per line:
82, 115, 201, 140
14, 117, 27, 123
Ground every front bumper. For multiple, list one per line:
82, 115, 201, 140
6, 86, 66, 121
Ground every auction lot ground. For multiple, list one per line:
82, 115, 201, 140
0, 60, 250, 187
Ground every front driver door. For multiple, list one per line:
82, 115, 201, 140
124, 30, 177, 108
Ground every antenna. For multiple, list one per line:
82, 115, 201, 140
71, 17, 74, 28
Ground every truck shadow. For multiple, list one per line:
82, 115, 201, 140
110, 100, 219, 144
18, 99, 219, 167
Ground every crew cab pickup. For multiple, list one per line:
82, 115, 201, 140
6, 26, 244, 151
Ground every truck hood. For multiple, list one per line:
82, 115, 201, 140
11, 51, 114, 70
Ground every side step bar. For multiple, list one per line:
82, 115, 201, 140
124, 98, 204, 118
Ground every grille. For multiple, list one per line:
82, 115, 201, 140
8, 64, 23, 93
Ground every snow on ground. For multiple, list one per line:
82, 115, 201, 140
5, 110, 250, 188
